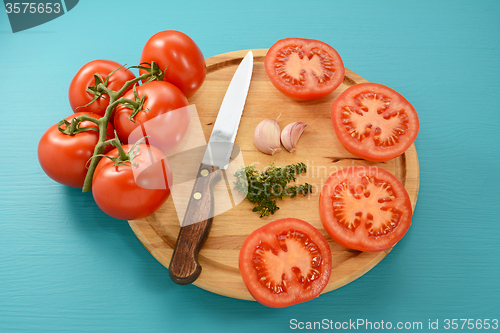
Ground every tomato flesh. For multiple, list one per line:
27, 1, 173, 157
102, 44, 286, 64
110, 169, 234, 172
265, 38, 345, 101
319, 166, 412, 252
331, 83, 419, 162
239, 218, 331, 308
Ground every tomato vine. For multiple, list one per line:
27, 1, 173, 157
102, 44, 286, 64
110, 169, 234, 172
61, 61, 165, 192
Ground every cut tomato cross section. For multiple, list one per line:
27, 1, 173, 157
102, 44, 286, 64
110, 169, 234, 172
239, 218, 332, 308
331, 83, 419, 162
265, 38, 345, 101
320, 166, 412, 252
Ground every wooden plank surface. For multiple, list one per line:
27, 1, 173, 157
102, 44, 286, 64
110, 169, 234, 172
128, 49, 419, 300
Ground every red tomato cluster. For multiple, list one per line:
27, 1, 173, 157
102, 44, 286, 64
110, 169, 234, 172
38, 30, 206, 221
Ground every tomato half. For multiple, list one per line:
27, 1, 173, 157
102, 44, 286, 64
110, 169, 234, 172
139, 30, 206, 98
239, 218, 332, 308
113, 81, 190, 154
319, 166, 412, 252
92, 144, 172, 220
69, 59, 136, 116
264, 38, 345, 101
38, 112, 114, 188
331, 83, 419, 162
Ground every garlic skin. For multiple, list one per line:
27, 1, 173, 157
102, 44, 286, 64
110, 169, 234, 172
281, 122, 307, 152
254, 119, 282, 155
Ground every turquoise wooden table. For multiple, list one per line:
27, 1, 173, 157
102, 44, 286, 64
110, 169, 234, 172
1, 1, 499, 332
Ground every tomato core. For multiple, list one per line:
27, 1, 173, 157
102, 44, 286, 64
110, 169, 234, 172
320, 166, 413, 252
331, 83, 419, 162
252, 229, 322, 294
332, 175, 403, 237
239, 218, 332, 307
273, 45, 338, 88
341, 91, 410, 148
265, 38, 345, 101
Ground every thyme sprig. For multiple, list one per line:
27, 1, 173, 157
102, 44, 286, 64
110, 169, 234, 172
234, 162, 312, 218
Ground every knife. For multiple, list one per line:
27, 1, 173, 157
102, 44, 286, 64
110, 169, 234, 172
168, 51, 254, 285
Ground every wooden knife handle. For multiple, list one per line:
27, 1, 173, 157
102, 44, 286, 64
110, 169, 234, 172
168, 163, 222, 285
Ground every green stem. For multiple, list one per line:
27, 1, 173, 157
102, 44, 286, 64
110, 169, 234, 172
80, 67, 159, 193
82, 117, 109, 192
77, 115, 100, 125
115, 97, 141, 109
96, 84, 115, 100
114, 70, 157, 100
107, 137, 128, 160
68, 118, 79, 133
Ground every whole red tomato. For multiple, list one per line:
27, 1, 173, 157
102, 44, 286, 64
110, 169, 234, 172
69, 59, 136, 116
92, 144, 172, 220
114, 80, 190, 154
38, 112, 114, 188
139, 30, 206, 98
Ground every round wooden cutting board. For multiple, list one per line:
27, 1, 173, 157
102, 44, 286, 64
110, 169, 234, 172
128, 49, 419, 301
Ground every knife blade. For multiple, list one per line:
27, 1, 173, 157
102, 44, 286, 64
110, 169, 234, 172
168, 51, 254, 285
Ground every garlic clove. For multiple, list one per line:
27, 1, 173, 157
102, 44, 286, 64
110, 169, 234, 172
281, 122, 307, 152
254, 119, 282, 155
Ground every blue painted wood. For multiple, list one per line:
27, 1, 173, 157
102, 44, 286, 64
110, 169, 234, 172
1, 0, 499, 332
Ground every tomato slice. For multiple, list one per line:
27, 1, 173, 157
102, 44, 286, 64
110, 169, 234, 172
319, 166, 412, 252
264, 38, 345, 101
331, 82, 419, 162
239, 218, 332, 308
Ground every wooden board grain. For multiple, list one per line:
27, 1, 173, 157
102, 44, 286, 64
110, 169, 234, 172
128, 49, 420, 300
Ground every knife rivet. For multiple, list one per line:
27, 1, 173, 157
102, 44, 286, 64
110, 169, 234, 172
200, 169, 209, 177
193, 192, 202, 200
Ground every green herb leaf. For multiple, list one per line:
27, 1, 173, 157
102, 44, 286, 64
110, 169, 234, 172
233, 162, 312, 217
